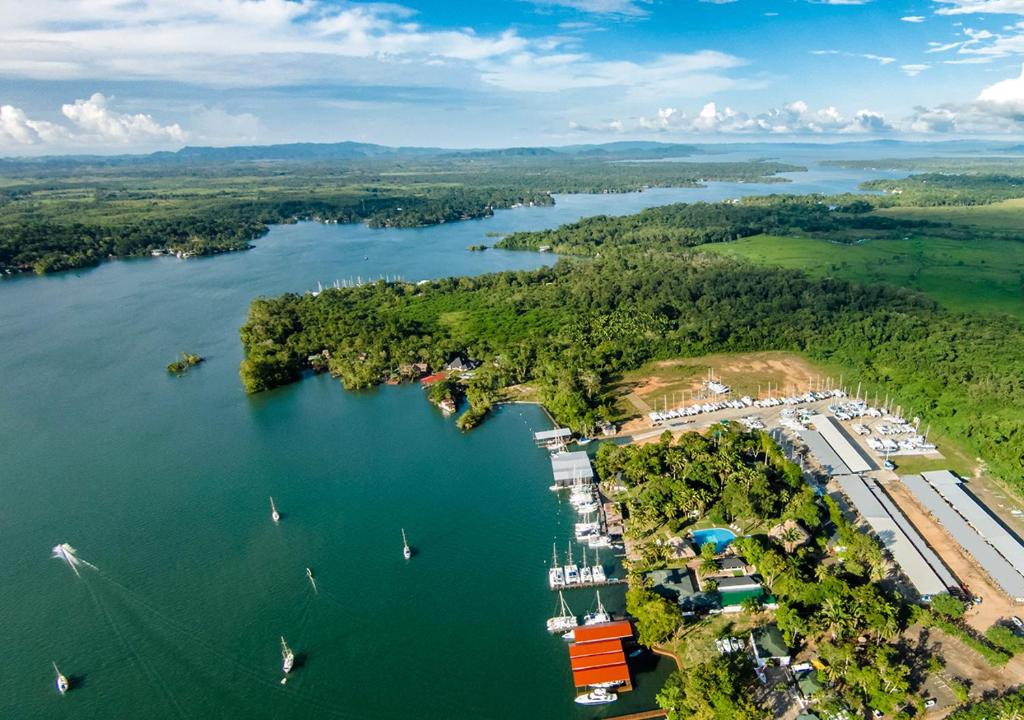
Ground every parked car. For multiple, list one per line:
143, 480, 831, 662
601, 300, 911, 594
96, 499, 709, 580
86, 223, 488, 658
1011, 616, 1024, 632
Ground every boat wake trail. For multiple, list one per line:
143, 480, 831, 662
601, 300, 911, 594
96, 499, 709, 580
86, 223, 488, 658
51, 543, 98, 577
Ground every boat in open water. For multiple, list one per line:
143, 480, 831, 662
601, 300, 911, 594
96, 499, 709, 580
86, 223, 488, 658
280, 637, 294, 684
402, 528, 412, 559
53, 662, 68, 696
270, 497, 280, 524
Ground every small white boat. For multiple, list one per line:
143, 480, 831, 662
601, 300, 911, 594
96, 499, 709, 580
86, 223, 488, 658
402, 528, 412, 560
591, 680, 625, 688
574, 687, 617, 705
270, 497, 281, 524
548, 543, 565, 589
583, 590, 611, 625
281, 636, 294, 675
574, 500, 599, 515
306, 567, 317, 593
53, 662, 69, 695
546, 591, 579, 633
587, 534, 612, 548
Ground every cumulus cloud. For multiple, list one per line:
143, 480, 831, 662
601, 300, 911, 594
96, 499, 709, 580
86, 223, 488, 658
977, 63, 1024, 103
901, 15, 927, 22
577, 99, 894, 136
901, 63, 931, 76
0, 94, 186, 148
935, 0, 1024, 14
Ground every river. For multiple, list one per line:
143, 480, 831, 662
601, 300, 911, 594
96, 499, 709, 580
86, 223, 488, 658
0, 157, 900, 719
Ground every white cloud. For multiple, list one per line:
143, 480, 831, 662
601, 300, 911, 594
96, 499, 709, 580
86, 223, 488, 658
901, 15, 926, 22
526, 0, 652, 15
901, 63, 931, 76
0, 94, 186, 148
935, 0, 1024, 14
810, 50, 896, 65
978, 63, 1024, 103
579, 99, 894, 136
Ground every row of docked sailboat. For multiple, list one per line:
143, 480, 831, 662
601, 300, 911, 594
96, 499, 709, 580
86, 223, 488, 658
549, 542, 606, 589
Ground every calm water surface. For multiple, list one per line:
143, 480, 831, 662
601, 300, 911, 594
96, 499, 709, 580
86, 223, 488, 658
0, 159, 897, 719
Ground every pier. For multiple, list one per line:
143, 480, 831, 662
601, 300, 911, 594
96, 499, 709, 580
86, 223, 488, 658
551, 576, 626, 591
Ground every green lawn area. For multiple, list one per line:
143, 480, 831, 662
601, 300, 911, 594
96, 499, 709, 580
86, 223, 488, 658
876, 198, 1024, 231
696, 234, 1024, 319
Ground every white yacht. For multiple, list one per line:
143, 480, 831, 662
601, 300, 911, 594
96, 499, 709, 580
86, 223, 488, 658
306, 567, 317, 593
574, 688, 617, 705
281, 636, 295, 675
53, 662, 69, 696
270, 497, 280, 524
579, 547, 593, 584
583, 590, 611, 625
587, 534, 612, 548
574, 500, 599, 515
402, 528, 412, 559
546, 591, 579, 633
563, 543, 580, 585
548, 544, 565, 589
591, 550, 607, 583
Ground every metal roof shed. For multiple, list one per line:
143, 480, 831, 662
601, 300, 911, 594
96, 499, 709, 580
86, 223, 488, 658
550, 451, 594, 486
798, 429, 850, 476
902, 474, 1024, 602
811, 415, 875, 473
534, 428, 572, 443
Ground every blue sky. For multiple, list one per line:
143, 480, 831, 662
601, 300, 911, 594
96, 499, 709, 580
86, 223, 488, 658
2, 0, 1024, 152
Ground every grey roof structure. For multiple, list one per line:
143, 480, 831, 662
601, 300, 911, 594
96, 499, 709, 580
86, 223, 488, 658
902, 473, 1024, 602
811, 415, 875, 473
717, 575, 762, 592
835, 475, 951, 598
549, 451, 594, 486
800, 429, 850, 476
533, 427, 572, 443
922, 471, 1024, 575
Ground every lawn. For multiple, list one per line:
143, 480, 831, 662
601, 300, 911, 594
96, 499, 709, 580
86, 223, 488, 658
876, 198, 1024, 231
696, 233, 1024, 319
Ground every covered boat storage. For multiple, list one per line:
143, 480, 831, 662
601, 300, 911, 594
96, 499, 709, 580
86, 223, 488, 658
810, 415, 875, 473
567, 621, 634, 692
835, 474, 954, 599
799, 429, 850, 476
903, 472, 1024, 602
534, 428, 572, 446
550, 451, 594, 488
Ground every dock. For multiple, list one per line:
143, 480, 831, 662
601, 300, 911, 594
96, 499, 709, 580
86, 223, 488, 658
551, 576, 626, 591
604, 711, 666, 720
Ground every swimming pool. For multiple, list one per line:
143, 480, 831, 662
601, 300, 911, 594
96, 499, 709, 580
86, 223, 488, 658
692, 527, 737, 553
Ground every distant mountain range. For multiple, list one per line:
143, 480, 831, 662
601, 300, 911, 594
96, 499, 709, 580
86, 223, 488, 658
3, 138, 1023, 167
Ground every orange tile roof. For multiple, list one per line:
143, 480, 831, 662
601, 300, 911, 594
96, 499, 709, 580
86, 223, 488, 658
568, 639, 623, 658
571, 649, 626, 671
572, 663, 631, 688
572, 620, 633, 643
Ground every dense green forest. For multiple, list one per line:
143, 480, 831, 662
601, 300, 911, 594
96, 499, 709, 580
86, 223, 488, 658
0, 154, 800, 275
238, 240, 1024, 493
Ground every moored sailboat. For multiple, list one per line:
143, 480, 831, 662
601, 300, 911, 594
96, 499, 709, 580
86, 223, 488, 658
280, 636, 294, 681
548, 543, 565, 589
53, 662, 69, 695
563, 543, 580, 585
270, 497, 280, 524
402, 528, 412, 559
580, 547, 593, 584
583, 590, 611, 625
546, 591, 579, 633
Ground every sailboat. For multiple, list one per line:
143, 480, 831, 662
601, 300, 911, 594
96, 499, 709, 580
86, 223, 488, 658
583, 590, 611, 625
546, 591, 579, 633
580, 547, 593, 584
53, 662, 69, 695
591, 548, 607, 583
563, 543, 580, 585
280, 636, 294, 681
402, 529, 412, 560
270, 497, 280, 524
305, 567, 317, 593
548, 543, 565, 589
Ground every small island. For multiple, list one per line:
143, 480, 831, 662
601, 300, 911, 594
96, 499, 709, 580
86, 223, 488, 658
466, 244, 488, 252
167, 352, 205, 375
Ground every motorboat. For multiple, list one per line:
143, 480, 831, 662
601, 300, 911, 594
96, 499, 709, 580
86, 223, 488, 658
53, 663, 69, 695
574, 688, 617, 705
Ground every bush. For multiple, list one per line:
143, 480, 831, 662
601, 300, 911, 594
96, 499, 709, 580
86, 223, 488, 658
984, 624, 1024, 655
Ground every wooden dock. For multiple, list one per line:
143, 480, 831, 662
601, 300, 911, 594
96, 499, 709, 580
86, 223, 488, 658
604, 710, 666, 720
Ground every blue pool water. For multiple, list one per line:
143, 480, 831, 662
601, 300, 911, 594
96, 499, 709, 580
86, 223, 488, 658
692, 528, 737, 553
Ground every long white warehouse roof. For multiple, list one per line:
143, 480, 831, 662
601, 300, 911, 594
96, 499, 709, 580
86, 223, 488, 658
799, 429, 850, 476
922, 471, 1024, 576
811, 415, 874, 473
902, 473, 1024, 602
836, 475, 951, 598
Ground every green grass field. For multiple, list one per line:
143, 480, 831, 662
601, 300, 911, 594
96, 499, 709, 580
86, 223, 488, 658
697, 234, 1024, 319
876, 198, 1024, 231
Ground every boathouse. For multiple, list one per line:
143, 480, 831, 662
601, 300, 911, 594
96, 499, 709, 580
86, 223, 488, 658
567, 621, 634, 692
534, 427, 572, 446
550, 451, 594, 488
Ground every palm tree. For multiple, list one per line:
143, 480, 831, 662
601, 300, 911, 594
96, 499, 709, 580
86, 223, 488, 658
780, 525, 804, 553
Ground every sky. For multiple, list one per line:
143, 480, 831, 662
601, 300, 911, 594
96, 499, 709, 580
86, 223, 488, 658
3, 0, 1024, 153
